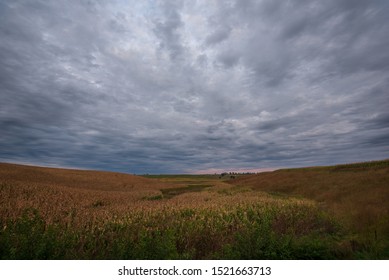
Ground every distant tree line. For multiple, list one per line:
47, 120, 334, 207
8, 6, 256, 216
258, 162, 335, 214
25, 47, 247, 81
218, 171, 258, 179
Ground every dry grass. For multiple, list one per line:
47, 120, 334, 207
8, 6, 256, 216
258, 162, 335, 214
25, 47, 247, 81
1, 160, 388, 259
0, 163, 166, 225
0, 162, 170, 191
229, 160, 389, 243
0, 162, 282, 226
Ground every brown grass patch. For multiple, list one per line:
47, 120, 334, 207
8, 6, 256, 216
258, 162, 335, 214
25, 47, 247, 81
228, 159, 389, 240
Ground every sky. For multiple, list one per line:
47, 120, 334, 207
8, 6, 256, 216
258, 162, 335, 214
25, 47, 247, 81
1, 0, 389, 174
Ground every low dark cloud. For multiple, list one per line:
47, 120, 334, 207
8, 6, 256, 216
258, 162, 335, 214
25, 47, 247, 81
1, 0, 388, 174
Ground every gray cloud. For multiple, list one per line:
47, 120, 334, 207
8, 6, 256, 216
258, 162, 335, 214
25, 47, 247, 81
1, 0, 388, 174
153, 1, 185, 60
205, 26, 231, 46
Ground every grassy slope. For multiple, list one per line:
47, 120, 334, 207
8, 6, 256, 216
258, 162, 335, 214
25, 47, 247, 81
0, 162, 172, 224
0, 162, 168, 192
228, 160, 389, 245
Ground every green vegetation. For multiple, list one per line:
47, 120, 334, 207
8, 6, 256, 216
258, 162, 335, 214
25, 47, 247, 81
160, 184, 213, 199
2, 200, 388, 260
1, 203, 345, 260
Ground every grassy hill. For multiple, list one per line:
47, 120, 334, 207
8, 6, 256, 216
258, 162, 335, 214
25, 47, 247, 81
1, 160, 388, 259
228, 160, 389, 255
0, 162, 168, 191
0, 162, 172, 226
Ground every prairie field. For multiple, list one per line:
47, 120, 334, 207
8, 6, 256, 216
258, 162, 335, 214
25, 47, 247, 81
1, 160, 388, 259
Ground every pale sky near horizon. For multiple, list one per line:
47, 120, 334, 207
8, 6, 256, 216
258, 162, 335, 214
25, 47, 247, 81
1, 0, 389, 174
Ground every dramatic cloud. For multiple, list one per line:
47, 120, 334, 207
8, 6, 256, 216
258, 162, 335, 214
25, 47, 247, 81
1, 0, 388, 173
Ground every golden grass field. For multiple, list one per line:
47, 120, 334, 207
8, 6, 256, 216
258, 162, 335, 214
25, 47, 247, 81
229, 161, 389, 238
1, 160, 388, 259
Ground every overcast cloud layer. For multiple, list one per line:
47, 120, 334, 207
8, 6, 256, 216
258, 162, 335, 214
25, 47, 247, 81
1, 0, 389, 174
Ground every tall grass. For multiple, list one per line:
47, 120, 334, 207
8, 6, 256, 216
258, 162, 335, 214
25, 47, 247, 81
230, 159, 389, 259
1, 201, 342, 260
